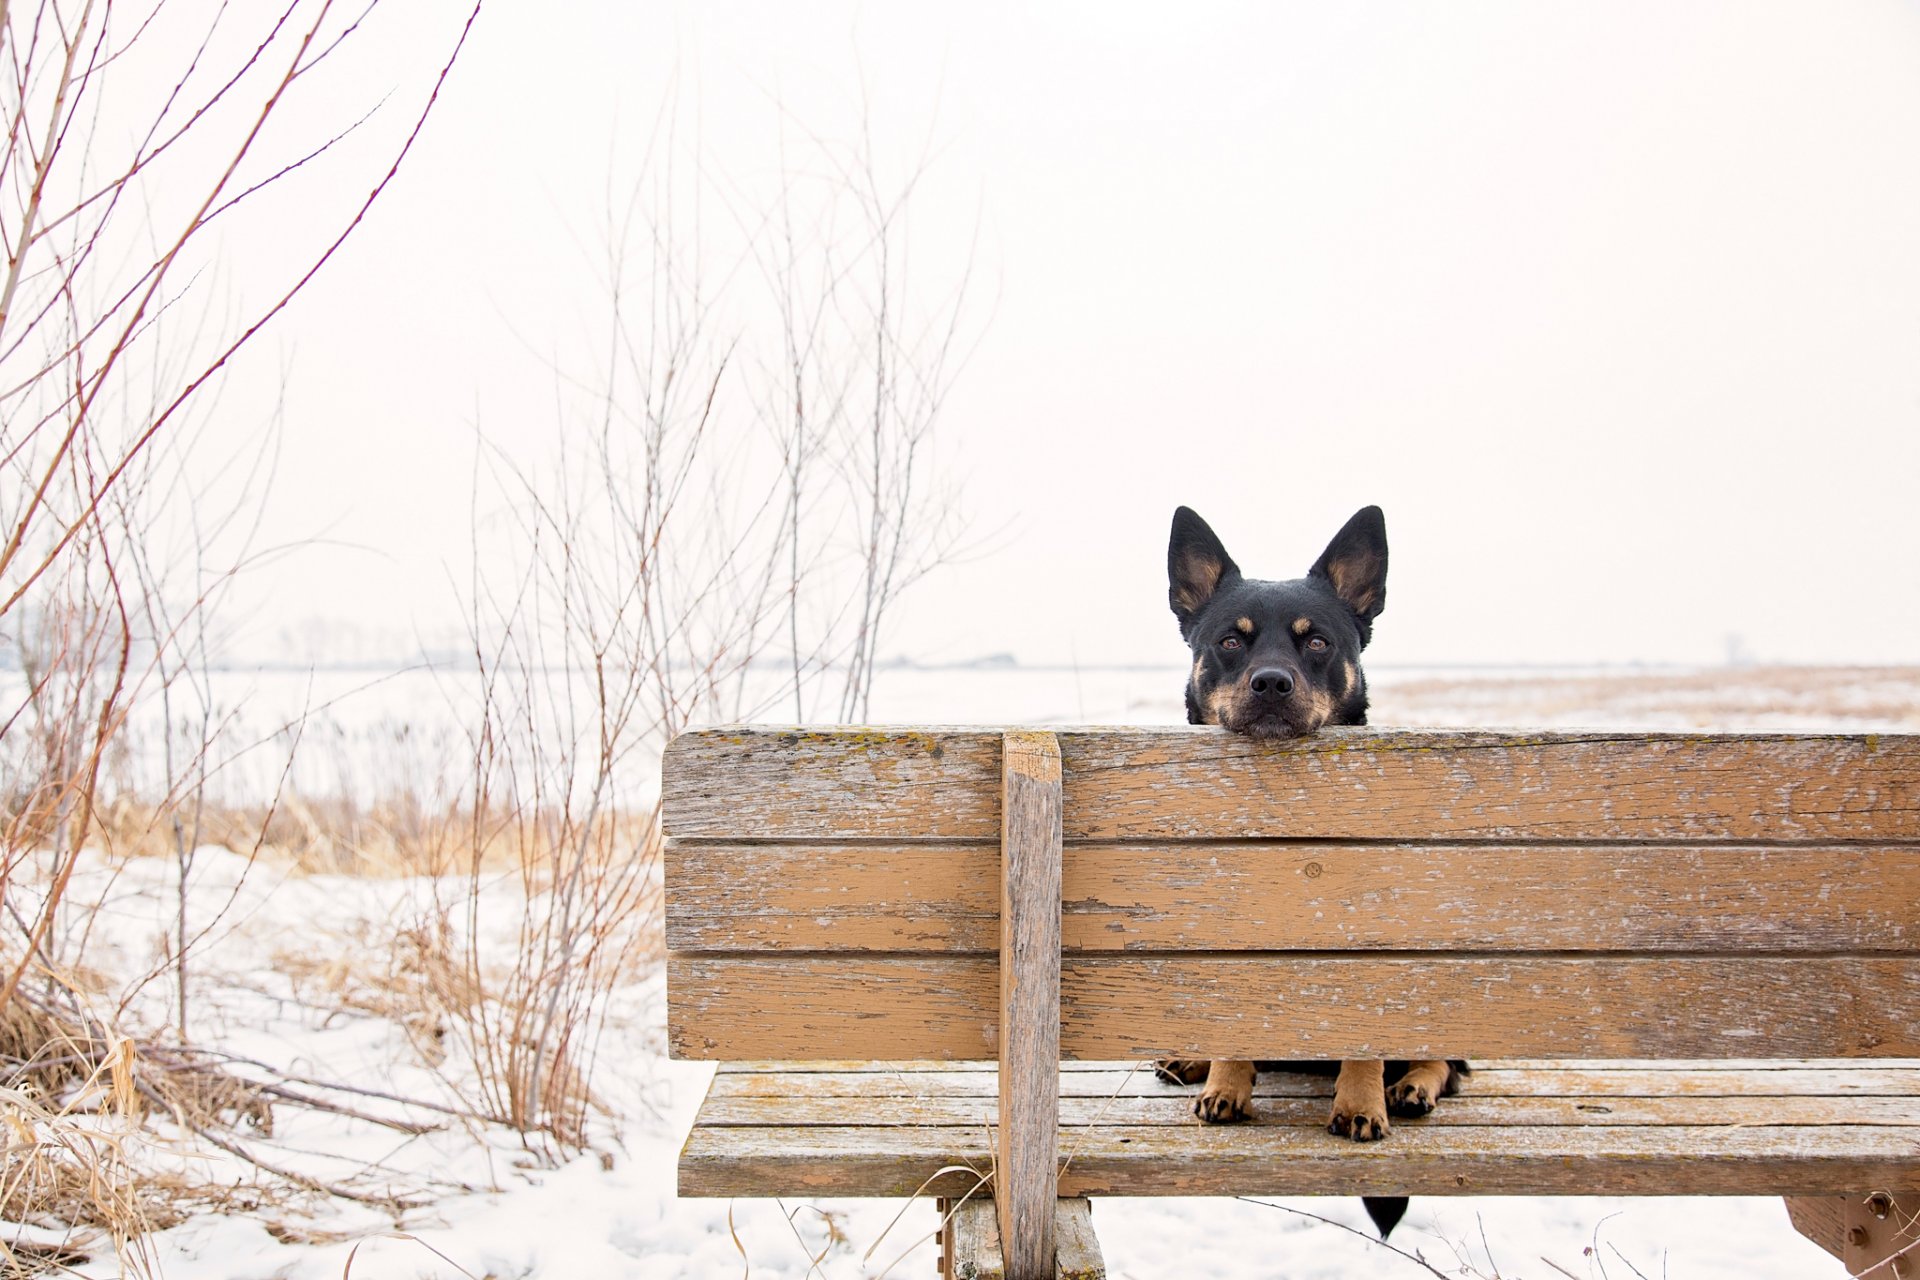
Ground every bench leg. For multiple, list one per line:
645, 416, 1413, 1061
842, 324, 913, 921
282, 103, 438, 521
938, 1197, 1105, 1280
1786, 1194, 1917, 1277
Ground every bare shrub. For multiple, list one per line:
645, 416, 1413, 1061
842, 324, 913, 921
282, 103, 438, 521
441, 104, 980, 1153
0, 0, 482, 1264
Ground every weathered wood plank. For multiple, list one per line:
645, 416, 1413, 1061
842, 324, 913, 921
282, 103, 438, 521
718, 1060, 996, 1074
668, 956, 998, 1060
1484, 1057, 1920, 1071
665, 841, 997, 951
678, 1122, 1920, 1198
660, 727, 1920, 842
1062, 842, 1920, 952
694, 1090, 1920, 1130
713, 1056, 1920, 1074
941, 1198, 1106, 1280
665, 841, 1920, 953
998, 731, 1061, 1280
1785, 1196, 1850, 1261
1060, 729, 1920, 841
669, 955, 1920, 1060
1063, 956, 1920, 1059
706, 1064, 1920, 1100
1056, 1199, 1105, 1280
945, 1197, 1000, 1280
662, 728, 1002, 840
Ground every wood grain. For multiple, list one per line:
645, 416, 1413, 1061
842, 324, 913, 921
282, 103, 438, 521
706, 1064, 1920, 1101
682, 1060, 1920, 1202
665, 841, 997, 951
660, 727, 1920, 842
678, 1120, 1920, 1198
667, 955, 997, 1060
662, 728, 1001, 840
941, 1199, 1105, 1280
664, 840, 1920, 953
668, 955, 1920, 1060
945, 1197, 1001, 1280
998, 732, 1061, 1280
1058, 728, 1920, 842
1056, 1199, 1105, 1280
694, 1090, 1920, 1130
1785, 1196, 1849, 1261
1059, 842, 1920, 952
1061, 956, 1920, 1059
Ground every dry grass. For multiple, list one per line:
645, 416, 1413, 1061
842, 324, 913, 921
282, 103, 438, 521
0, 994, 180, 1275
0, 968, 461, 1272
272, 913, 482, 1070
102, 783, 673, 1153
91, 792, 661, 880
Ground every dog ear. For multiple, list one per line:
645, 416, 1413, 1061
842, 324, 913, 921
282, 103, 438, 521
1310, 506, 1388, 628
1168, 507, 1239, 636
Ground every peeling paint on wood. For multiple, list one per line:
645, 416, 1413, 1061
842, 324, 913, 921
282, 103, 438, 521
669, 955, 1920, 1060
695, 1089, 1920, 1130
678, 1116, 1920, 1199
705, 1063, 1920, 1101
661, 727, 1920, 842
683, 1061, 1920, 1202
665, 840, 1920, 953
942, 1198, 1105, 1280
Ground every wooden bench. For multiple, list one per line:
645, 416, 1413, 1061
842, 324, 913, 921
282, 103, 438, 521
663, 726, 1920, 1279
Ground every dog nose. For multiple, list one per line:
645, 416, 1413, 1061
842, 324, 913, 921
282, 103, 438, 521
1248, 668, 1294, 700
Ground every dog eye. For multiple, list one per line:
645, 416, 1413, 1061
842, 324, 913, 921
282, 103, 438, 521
1305, 636, 1329, 653
1220, 636, 1242, 651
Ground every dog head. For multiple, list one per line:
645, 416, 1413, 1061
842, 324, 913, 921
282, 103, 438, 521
1169, 505, 1387, 739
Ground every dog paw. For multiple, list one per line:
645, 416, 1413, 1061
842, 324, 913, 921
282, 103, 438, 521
1154, 1058, 1209, 1086
1328, 1101, 1390, 1142
1195, 1085, 1252, 1124
1386, 1077, 1438, 1118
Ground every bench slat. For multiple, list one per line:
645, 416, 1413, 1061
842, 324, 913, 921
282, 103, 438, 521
682, 1061, 1920, 1199
680, 1121, 1920, 1199
669, 955, 1920, 1060
663, 728, 1002, 840
707, 1065, 1920, 1099
694, 1090, 1920, 1129
661, 727, 1920, 842
666, 841, 1920, 953
1060, 729, 1920, 842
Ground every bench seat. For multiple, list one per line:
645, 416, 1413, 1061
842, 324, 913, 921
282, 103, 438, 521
682, 1058, 1920, 1200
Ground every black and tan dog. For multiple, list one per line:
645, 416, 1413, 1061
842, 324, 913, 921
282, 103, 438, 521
1153, 504, 1466, 1238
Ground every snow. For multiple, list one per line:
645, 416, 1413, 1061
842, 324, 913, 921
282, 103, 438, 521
22, 663, 1917, 1278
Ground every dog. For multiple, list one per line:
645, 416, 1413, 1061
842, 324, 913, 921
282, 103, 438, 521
1153, 504, 1467, 1239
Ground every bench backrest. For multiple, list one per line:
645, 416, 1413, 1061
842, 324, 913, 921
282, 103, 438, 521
663, 725, 1920, 1063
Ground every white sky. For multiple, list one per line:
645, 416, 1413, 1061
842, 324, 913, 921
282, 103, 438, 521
208, 1, 1920, 668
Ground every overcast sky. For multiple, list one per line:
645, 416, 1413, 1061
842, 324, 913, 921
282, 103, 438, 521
208, 1, 1920, 669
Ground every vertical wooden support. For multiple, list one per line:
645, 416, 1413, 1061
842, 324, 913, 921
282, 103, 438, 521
943, 1197, 1108, 1280
999, 731, 1062, 1280
1786, 1194, 1918, 1278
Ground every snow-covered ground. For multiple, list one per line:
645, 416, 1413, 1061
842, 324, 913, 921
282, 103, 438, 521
66, 850, 1854, 1280
19, 663, 1919, 1278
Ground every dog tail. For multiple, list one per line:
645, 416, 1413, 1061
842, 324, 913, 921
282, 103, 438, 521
1363, 1196, 1408, 1238
1357, 1061, 1467, 1238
